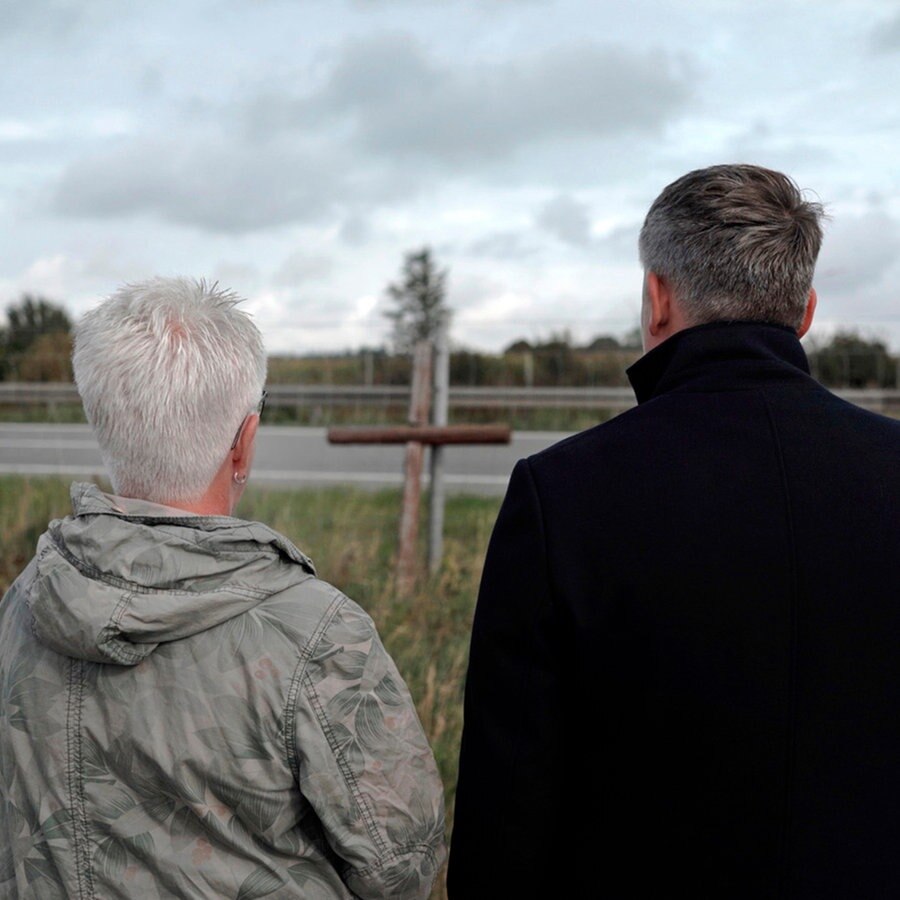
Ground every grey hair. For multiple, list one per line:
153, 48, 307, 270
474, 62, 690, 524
639, 164, 826, 328
73, 277, 267, 503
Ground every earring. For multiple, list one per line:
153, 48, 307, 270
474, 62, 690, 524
233, 472, 247, 485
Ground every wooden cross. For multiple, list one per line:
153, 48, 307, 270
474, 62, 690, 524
327, 341, 510, 596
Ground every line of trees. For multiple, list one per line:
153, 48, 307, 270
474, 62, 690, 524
267, 332, 900, 390
1, 272, 898, 390
0, 296, 73, 382
806, 332, 898, 389
378, 247, 899, 388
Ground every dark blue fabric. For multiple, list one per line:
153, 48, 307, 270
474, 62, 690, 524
450, 323, 900, 899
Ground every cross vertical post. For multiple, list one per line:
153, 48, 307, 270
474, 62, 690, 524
397, 341, 433, 596
428, 327, 450, 575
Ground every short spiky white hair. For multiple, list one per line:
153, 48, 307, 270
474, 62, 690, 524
73, 277, 267, 503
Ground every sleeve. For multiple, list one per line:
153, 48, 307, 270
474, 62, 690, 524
290, 597, 446, 900
448, 458, 568, 899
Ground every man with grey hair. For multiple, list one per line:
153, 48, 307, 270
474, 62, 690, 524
0, 278, 445, 899
450, 165, 900, 898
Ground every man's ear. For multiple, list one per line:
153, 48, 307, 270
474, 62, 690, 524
797, 288, 817, 339
646, 271, 673, 336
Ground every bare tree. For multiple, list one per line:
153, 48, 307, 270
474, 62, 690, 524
384, 247, 451, 353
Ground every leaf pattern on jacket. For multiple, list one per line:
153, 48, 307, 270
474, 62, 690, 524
236, 866, 285, 900
0, 482, 445, 899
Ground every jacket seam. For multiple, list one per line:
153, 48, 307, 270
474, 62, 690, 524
27, 553, 50, 643
24, 547, 53, 631
96, 593, 146, 665
301, 669, 390, 859
283, 591, 346, 783
65, 658, 95, 899
762, 390, 800, 899
349, 841, 439, 878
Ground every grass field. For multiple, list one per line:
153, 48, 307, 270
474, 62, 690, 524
0, 476, 502, 898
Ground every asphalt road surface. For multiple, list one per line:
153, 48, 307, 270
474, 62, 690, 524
0, 424, 575, 495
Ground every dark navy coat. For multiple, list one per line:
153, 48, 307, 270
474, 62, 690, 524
449, 322, 900, 899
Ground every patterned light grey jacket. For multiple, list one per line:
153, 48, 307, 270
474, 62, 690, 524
0, 483, 445, 899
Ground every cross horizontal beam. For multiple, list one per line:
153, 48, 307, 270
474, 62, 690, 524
327, 425, 511, 446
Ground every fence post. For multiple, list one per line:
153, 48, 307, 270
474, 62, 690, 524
428, 327, 450, 575
524, 350, 534, 388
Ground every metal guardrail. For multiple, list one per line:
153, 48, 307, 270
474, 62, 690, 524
447, 386, 638, 409
1, 382, 899, 414
0, 383, 84, 403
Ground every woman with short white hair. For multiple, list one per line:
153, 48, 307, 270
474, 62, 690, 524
0, 277, 446, 899
74, 276, 268, 512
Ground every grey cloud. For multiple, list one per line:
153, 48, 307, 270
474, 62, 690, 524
0, 0, 120, 40
270, 291, 358, 324
816, 209, 900, 296
353, 0, 546, 5
536, 194, 592, 247
272, 251, 334, 287
871, 13, 900, 52
339, 215, 371, 246
138, 66, 165, 98
450, 272, 506, 311
211, 262, 262, 294
0, 1, 82, 37
240, 35, 437, 136
311, 36, 691, 166
51, 132, 415, 233
49, 33, 691, 233
725, 121, 835, 171
534, 198, 639, 258
467, 231, 538, 260
593, 223, 640, 262
319, 34, 441, 110
54, 138, 336, 231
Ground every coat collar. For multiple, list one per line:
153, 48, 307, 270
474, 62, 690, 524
627, 321, 812, 405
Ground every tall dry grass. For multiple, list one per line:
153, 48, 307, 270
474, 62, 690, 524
0, 476, 502, 899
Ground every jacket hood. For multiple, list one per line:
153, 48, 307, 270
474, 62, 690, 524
28, 482, 316, 666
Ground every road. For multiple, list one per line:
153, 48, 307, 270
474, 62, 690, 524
0, 423, 575, 495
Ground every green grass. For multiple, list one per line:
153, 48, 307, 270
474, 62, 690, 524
0, 476, 502, 898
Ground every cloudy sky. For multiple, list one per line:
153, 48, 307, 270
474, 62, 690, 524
2, 0, 899, 353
